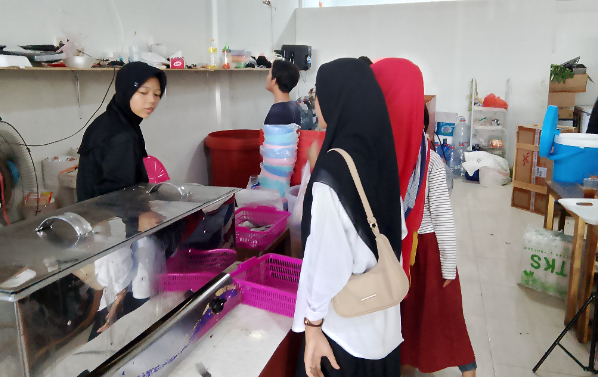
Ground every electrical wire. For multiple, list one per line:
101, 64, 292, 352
24, 66, 116, 147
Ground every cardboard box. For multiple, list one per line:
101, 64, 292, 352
549, 74, 589, 93
511, 124, 576, 214
512, 125, 553, 215
558, 107, 574, 119
548, 92, 576, 108
512, 187, 549, 215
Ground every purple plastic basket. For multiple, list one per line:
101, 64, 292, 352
161, 248, 237, 292
231, 253, 302, 317
235, 206, 290, 250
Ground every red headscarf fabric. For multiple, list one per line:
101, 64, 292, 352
372, 58, 429, 278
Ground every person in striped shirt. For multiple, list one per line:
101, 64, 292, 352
400, 107, 477, 377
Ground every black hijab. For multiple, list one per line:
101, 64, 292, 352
301, 58, 402, 259
78, 62, 167, 157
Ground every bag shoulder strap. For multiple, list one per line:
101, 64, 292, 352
328, 148, 379, 233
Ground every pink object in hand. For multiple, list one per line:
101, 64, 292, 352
144, 156, 170, 183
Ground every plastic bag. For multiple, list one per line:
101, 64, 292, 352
289, 163, 311, 258
235, 188, 283, 210
519, 227, 574, 299
482, 93, 508, 109
462, 151, 510, 186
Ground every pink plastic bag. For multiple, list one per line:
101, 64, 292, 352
144, 156, 170, 183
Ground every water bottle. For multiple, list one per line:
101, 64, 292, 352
440, 139, 452, 164
449, 145, 462, 178
453, 116, 471, 177
208, 39, 218, 69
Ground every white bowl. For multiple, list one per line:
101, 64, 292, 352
64, 56, 96, 68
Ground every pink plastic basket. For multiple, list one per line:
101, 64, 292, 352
231, 253, 302, 317
161, 248, 237, 292
235, 207, 290, 250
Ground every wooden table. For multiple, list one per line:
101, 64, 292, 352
544, 181, 598, 343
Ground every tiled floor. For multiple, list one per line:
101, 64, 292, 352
415, 180, 593, 377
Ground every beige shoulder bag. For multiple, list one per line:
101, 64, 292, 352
329, 148, 409, 318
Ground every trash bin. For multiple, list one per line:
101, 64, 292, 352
205, 130, 261, 188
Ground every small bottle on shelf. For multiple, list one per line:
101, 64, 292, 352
222, 43, 231, 70
208, 39, 218, 69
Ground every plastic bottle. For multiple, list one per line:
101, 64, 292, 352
449, 145, 462, 178
208, 39, 218, 69
222, 43, 231, 70
453, 116, 471, 177
439, 138, 452, 164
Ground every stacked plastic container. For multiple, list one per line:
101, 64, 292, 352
260, 124, 299, 196
231, 49, 251, 68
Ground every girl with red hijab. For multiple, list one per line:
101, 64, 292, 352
372, 58, 476, 377
371, 58, 428, 279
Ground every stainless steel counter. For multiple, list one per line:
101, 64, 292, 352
0, 182, 239, 377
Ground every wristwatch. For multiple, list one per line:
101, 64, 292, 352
304, 317, 324, 328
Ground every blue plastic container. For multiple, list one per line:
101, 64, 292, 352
263, 124, 298, 136
259, 176, 290, 196
260, 146, 297, 159
539, 106, 598, 183
263, 164, 294, 178
263, 132, 299, 146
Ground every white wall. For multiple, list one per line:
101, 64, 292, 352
0, 0, 299, 188
0, 0, 596, 190
295, 0, 561, 164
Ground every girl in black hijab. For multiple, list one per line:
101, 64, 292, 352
293, 58, 406, 377
77, 62, 167, 202
77, 62, 167, 340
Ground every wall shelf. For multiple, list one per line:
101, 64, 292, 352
0, 67, 269, 72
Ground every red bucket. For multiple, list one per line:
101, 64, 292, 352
291, 130, 326, 186
206, 130, 261, 188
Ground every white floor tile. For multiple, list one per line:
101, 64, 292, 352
414, 363, 495, 377
481, 283, 566, 327
486, 317, 592, 376
477, 257, 521, 286
461, 280, 486, 317
458, 253, 480, 282
472, 230, 523, 261
494, 363, 585, 377
464, 314, 493, 363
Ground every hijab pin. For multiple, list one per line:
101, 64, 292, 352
134, 82, 139, 87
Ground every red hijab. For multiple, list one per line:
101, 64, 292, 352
372, 58, 429, 278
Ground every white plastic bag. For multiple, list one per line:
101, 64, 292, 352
519, 227, 573, 299
462, 151, 510, 186
235, 188, 283, 210
289, 163, 311, 258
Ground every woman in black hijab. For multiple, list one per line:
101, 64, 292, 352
77, 61, 166, 202
293, 58, 405, 377
77, 62, 167, 340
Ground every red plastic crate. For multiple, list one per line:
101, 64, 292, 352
235, 206, 290, 250
161, 248, 237, 292
231, 253, 302, 317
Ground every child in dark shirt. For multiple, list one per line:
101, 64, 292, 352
264, 60, 301, 125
